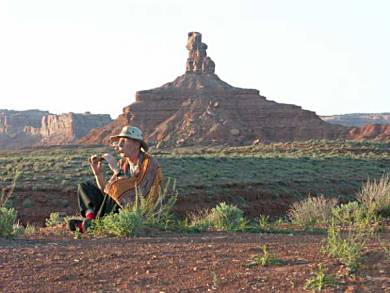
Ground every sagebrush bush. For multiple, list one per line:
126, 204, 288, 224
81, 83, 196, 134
91, 208, 143, 237
322, 222, 365, 273
331, 201, 379, 228
0, 207, 18, 238
0, 171, 20, 238
138, 177, 178, 226
331, 201, 361, 225
358, 174, 390, 217
206, 202, 246, 231
258, 214, 271, 230
304, 264, 336, 291
24, 224, 36, 235
184, 209, 212, 232
88, 178, 178, 237
186, 203, 246, 231
288, 195, 337, 226
45, 212, 63, 227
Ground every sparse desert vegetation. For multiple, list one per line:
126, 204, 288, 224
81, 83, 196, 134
1, 139, 389, 224
1, 140, 390, 291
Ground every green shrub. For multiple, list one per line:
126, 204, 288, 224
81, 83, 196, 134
90, 208, 143, 237
186, 203, 246, 232
358, 174, 390, 218
245, 244, 286, 267
288, 195, 337, 226
45, 212, 63, 227
206, 202, 246, 231
89, 178, 178, 237
304, 264, 336, 291
0, 170, 21, 238
0, 207, 18, 238
139, 177, 178, 226
322, 222, 365, 273
258, 214, 270, 230
183, 210, 213, 232
331, 201, 380, 229
24, 224, 36, 235
331, 201, 364, 225
12, 222, 25, 237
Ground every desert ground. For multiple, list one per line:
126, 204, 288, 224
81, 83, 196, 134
1, 229, 390, 292
1, 140, 390, 292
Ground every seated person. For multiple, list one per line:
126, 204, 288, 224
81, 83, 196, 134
68, 126, 162, 232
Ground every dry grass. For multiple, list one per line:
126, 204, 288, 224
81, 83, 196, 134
288, 195, 337, 226
358, 174, 390, 217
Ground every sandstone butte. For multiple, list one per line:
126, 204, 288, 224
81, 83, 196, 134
78, 32, 388, 148
0, 109, 112, 149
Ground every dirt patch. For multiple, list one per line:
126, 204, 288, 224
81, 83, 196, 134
12, 188, 78, 226
174, 183, 297, 220
1, 229, 389, 292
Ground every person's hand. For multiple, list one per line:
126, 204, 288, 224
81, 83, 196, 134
88, 155, 103, 176
102, 153, 119, 174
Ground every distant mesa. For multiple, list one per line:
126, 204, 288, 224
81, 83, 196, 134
321, 113, 390, 127
0, 109, 112, 149
79, 32, 349, 147
319, 113, 390, 141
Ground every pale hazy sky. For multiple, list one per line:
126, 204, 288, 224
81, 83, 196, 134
0, 0, 389, 119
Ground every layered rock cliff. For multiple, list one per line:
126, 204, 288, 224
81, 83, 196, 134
0, 109, 48, 149
321, 113, 390, 127
0, 110, 112, 149
79, 32, 347, 147
347, 124, 390, 140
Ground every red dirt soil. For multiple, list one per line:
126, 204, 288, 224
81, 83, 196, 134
5, 186, 389, 292
1, 229, 389, 292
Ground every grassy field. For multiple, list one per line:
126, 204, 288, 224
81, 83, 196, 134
1, 139, 389, 203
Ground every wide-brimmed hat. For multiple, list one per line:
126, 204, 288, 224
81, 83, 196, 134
110, 126, 148, 151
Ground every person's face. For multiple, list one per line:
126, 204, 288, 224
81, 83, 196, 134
114, 137, 140, 158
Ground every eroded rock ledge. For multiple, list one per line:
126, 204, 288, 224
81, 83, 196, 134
0, 109, 112, 149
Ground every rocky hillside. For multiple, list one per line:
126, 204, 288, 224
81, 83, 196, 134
0, 109, 112, 149
347, 124, 390, 140
321, 113, 390, 127
79, 32, 347, 148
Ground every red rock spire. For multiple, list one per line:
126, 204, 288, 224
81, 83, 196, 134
185, 32, 215, 74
